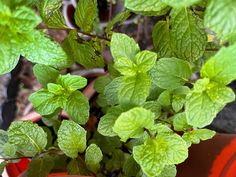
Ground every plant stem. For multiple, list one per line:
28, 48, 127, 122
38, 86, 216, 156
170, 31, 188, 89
109, 0, 113, 21
76, 30, 110, 41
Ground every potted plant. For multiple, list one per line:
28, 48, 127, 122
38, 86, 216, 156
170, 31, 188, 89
1, 0, 236, 177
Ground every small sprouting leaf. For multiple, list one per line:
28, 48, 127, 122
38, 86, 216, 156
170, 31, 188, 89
186, 81, 235, 128
152, 58, 191, 90
33, 64, 59, 88
104, 77, 122, 106
29, 89, 65, 115
74, 0, 97, 32
47, 83, 64, 95
170, 8, 207, 62
20, 30, 71, 69
158, 90, 172, 106
133, 134, 188, 177
201, 44, 236, 85
182, 129, 216, 147
27, 156, 54, 177
98, 106, 123, 137
152, 21, 173, 58
204, 0, 236, 41
85, 144, 103, 172
172, 112, 191, 131
124, 0, 169, 16
57, 74, 87, 92
135, 50, 157, 72
58, 120, 87, 158
118, 73, 151, 107
3, 143, 16, 157
172, 94, 185, 112
10, 6, 41, 33
114, 57, 137, 76
63, 91, 89, 125
39, 0, 67, 29
8, 121, 47, 156
162, 0, 200, 7
113, 107, 155, 142
111, 33, 140, 61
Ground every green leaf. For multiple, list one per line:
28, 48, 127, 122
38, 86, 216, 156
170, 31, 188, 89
3, 143, 16, 157
135, 51, 157, 72
33, 64, 59, 88
98, 106, 123, 137
8, 121, 47, 156
186, 81, 235, 128
0, 2, 11, 25
67, 159, 80, 175
10, 6, 41, 33
94, 76, 112, 94
74, 0, 97, 32
172, 94, 185, 112
57, 74, 87, 92
152, 58, 191, 90
182, 129, 216, 147
27, 156, 54, 177
133, 134, 188, 177
162, 0, 200, 7
111, 33, 140, 61
152, 21, 173, 58
170, 8, 207, 62
123, 155, 140, 176
172, 112, 191, 131
204, 0, 236, 41
158, 90, 171, 106
157, 165, 177, 177
201, 44, 236, 85
142, 101, 162, 118
114, 57, 137, 76
29, 89, 65, 115
58, 120, 87, 158
0, 161, 7, 174
39, 0, 67, 29
124, 0, 169, 16
118, 73, 151, 106
113, 107, 155, 142
0, 130, 8, 157
104, 77, 122, 106
47, 83, 64, 95
65, 31, 104, 68
63, 91, 89, 125
20, 30, 71, 69
85, 144, 103, 172
105, 149, 126, 171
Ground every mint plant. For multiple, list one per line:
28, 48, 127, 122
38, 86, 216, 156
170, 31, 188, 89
1, 0, 236, 177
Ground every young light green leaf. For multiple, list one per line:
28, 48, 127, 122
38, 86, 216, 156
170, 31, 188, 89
64, 91, 89, 125
113, 107, 155, 142
10, 6, 41, 33
0, 2, 11, 25
172, 94, 185, 112
158, 90, 172, 106
124, 0, 169, 16
204, 0, 236, 41
152, 58, 191, 90
8, 121, 47, 156
111, 33, 140, 61
104, 77, 122, 106
85, 144, 103, 172
29, 89, 65, 115
74, 0, 97, 32
33, 64, 59, 88
170, 8, 207, 62
114, 57, 137, 76
135, 51, 157, 72
182, 129, 216, 147
152, 21, 173, 58
20, 30, 71, 69
186, 82, 235, 128
157, 165, 177, 177
118, 73, 151, 107
57, 74, 87, 92
162, 0, 200, 7
98, 106, 123, 137
27, 156, 54, 177
47, 83, 64, 95
133, 134, 188, 177
58, 120, 86, 158
201, 44, 236, 85
39, 0, 67, 29
172, 112, 191, 131
3, 143, 16, 157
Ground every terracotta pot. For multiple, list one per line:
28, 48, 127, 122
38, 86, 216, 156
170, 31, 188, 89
177, 133, 236, 177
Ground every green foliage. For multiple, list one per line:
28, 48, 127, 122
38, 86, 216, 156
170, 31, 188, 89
1, 0, 236, 176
